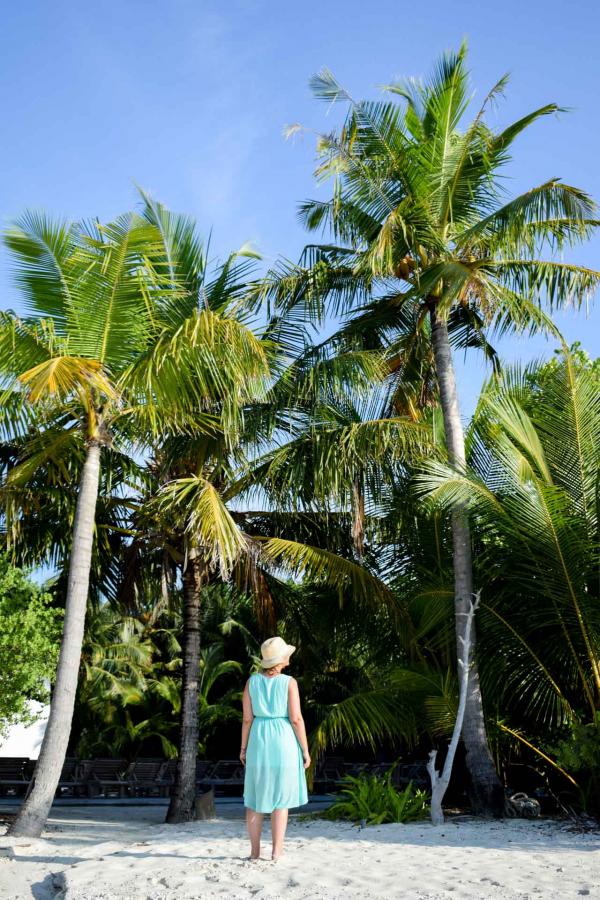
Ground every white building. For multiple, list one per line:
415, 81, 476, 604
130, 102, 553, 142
0, 701, 49, 758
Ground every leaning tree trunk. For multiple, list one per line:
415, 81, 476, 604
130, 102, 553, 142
9, 439, 102, 837
166, 549, 203, 823
429, 305, 504, 816
428, 592, 481, 824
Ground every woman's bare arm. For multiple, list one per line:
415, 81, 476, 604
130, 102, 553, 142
288, 677, 311, 768
240, 680, 254, 764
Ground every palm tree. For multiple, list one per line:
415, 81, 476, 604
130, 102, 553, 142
261, 44, 600, 812
0, 209, 269, 837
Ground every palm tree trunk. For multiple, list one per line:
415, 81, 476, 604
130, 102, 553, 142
9, 439, 102, 837
166, 549, 203, 823
351, 479, 365, 559
429, 306, 504, 816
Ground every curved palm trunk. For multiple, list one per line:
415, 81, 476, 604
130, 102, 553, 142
429, 306, 504, 816
166, 551, 203, 823
9, 439, 102, 837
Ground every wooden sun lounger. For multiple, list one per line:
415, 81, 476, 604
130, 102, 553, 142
55, 757, 90, 798
0, 757, 30, 797
369, 761, 395, 777
127, 759, 168, 797
313, 755, 347, 789
367, 760, 429, 788
82, 758, 132, 798
340, 761, 370, 777
319, 756, 346, 779
195, 760, 215, 782
204, 760, 244, 794
390, 761, 429, 788
156, 759, 216, 795
205, 760, 243, 782
158, 758, 178, 787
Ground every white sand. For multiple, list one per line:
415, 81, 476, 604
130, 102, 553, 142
0, 805, 598, 899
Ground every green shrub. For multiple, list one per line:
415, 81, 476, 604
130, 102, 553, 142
553, 715, 600, 774
323, 765, 429, 825
552, 714, 600, 814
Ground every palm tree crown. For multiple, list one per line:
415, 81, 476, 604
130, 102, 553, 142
268, 42, 599, 357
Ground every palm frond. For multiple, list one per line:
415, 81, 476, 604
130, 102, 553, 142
259, 537, 394, 611
308, 689, 417, 764
154, 475, 248, 580
3, 212, 81, 327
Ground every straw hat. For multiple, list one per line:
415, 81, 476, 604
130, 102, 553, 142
259, 636, 296, 668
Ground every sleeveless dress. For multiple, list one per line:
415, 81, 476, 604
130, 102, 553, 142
243, 672, 309, 813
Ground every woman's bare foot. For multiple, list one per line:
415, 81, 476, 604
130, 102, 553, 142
271, 850, 283, 862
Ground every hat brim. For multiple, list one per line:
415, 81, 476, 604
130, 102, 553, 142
259, 644, 296, 667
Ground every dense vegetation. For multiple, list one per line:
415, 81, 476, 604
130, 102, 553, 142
0, 46, 598, 834
0, 555, 61, 732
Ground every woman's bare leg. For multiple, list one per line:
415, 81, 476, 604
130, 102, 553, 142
271, 808, 288, 860
245, 808, 264, 859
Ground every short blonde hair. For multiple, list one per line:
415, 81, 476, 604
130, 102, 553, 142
263, 663, 281, 675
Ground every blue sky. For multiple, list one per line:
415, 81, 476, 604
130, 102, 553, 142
1, 0, 599, 414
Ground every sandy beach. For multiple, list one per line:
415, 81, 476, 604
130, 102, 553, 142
0, 804, 598, 899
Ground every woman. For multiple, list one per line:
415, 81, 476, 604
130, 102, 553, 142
240, 636, 310, 861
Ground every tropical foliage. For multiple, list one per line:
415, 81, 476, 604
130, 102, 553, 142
0, 555, 62, 733
418, 349, 599, 729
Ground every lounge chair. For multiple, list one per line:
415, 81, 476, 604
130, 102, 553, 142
56, 757, 89, 798
158, 759, 216, 796
313, 755, 346, 790
0, 757, 30, 797
206, 760, 244, 795
83, 758, 132, 798
389, 761, 429, 789
159, 757, 179, 790
127, 759, 167, 798
341, 761, 370, 777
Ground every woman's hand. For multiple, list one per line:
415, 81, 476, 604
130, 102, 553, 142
240, 748, 247, 766
303, 751, 311, 770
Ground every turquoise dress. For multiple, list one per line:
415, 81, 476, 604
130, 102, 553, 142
243, 673, 309, 813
